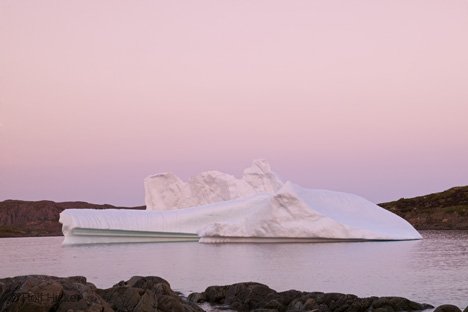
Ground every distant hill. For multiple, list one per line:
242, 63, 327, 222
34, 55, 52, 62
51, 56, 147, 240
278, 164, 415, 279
379, 186, 468, 230
0, 200, 145, 237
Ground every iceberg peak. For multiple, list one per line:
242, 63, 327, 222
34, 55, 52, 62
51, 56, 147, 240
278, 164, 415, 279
242, 159, 283, 193
144, 160, 284, 210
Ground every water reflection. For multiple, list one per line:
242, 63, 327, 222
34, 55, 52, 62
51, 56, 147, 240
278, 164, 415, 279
0, 231, 467, 308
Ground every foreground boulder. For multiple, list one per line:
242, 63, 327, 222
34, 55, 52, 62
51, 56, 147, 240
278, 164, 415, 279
434, 305, 462, 312
0, 275, 202, 312
98, 276, 203, 312
0, 275, 111, 312
188, 282, 435, 312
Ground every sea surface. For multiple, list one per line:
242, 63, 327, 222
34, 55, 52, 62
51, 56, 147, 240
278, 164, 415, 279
0, 231, 467, 308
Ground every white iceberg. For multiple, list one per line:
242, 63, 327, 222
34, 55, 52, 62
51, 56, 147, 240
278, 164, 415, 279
59, 161, 421, 245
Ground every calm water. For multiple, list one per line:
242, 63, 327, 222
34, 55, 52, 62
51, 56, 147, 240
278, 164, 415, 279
0, 231, 467, 308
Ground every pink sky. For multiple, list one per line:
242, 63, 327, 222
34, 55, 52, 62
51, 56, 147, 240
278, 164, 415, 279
1, 0, 467, 206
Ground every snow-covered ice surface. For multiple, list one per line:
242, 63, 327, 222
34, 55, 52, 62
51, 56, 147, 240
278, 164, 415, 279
60, 160, 421, 245
198, 182, 421, 243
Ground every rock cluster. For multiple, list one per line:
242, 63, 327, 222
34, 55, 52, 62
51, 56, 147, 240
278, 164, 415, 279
188, 282, 435, 312
0, 276, 465, 312
434, 305, 464, 312
0, 275, 202, 312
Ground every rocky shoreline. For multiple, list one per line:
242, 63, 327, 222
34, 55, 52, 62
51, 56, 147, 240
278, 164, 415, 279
0, 275, 466, 312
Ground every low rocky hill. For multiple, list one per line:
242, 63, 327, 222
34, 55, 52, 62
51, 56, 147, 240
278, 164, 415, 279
0, 200, 144, 237
379, 186, 468, 230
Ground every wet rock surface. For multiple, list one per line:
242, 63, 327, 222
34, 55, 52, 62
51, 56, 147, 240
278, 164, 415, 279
188, 282, 435, 312
434, 305, 462, 312
0, 275, 111, 312
0, 275, 202, 312
1, 276, 463, 312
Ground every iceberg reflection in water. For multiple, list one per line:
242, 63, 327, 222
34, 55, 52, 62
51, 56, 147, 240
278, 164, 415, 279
60, 161, 421, 245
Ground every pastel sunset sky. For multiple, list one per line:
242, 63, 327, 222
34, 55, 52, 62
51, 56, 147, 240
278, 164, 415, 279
1, 0, 467, 206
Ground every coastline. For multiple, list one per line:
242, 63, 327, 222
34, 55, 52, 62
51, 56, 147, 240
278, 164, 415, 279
1, 185, 467, 238
2, 275, 460, 312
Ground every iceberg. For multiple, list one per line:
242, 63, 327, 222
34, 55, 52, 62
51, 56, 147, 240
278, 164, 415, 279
59, 160, 422, 245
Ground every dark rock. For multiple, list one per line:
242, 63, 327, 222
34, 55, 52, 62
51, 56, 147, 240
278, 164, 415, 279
98, 286, 148, 311
124, 275, 174, 295
344, 297, 373, 312
264, 299, 285, 311
192, 282, 434, 312
157, 295, 185, 312
371, 296, 433, 311
0, 275, 112, 312
188, 292, 206, 303
225, 282, 276, 310
204, 285, 228, 303
463, 306, 468, 312
434, 304, 462, 312
187, 282, 280, 311
0, 275, 204, 312
277, 289, 304, 306
99, 276, 204, 312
